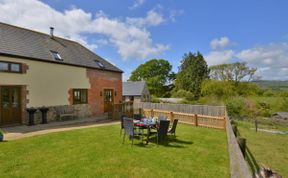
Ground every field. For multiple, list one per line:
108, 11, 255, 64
253, 80, 288, 91
236, 121, 288, 177
0, 124, 229, 178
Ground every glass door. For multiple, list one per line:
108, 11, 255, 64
0, 86, 21, 125
104, 89, 114, 112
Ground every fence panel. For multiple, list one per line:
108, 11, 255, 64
142, 108, 225, 130
112, 102, 133, 120
134, 102, 226, 117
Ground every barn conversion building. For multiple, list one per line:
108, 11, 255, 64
0, 22, 122, 126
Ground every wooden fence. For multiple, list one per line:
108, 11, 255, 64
142, 108, 226, 130
111, 102, 133, 119
134, 102, 226, 117
112, 102, 226, 130
225, 112, 253, 178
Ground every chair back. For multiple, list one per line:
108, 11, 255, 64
170, 119, 178, 134
133, 114, 142, 121
158, 120, 170, 137
120, 115, 127, 129
158, 115, 167, 121
123, 117, 134, 136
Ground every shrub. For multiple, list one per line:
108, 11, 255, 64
225, 97, 246, 118
256, 101, 271, 117
198, 96, 223, 105
151, 95, 160, 103
201, 80, 236, 99
236, 82, 263, 96
0, 129, 3, 142
263, 89, 275, 97
279, 91, 288, 97
280, 97, 288, 111
172, 89, 195, 101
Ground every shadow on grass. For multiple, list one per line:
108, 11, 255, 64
245, 146, 260, 175
131, 135, 193, 148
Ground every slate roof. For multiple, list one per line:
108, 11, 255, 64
0, 22, 122, 73
272, 112, 288, 119
123, 81, 146, 96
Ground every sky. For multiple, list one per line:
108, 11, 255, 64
0, 0, 288, 80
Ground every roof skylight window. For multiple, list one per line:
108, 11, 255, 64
95, 60, 105, 68
50, 51, 63, 61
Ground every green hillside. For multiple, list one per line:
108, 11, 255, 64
252, 80, 288, 91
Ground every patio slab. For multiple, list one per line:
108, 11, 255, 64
2, 117, 119, 141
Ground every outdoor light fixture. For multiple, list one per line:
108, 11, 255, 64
100, 91, 102, 96
115, 91, 117, 96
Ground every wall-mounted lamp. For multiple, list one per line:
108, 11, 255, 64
115, 91, 117, 96
100, 91, 102, 96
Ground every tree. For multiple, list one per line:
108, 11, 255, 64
209, 62, 258, 84
201, 80, 236, 98
175, 52, 209, 100
128, 59, 174, 97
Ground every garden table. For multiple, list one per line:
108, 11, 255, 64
134, 119, 157, 144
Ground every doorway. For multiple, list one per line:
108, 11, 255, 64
0, 86, 21, 125
104, 89, 114, 112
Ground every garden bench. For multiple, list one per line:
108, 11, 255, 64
55, 106, 76, 121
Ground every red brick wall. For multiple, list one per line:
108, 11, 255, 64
21, 85, 29, 124
86, 69, 122, 115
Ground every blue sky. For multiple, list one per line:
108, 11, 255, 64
1, 0, 288, 80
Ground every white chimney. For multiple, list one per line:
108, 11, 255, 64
50, 27, 54, 38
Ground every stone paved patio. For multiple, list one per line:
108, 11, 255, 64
2, 116, 119, 141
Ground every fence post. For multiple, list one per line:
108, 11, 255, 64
255, 119, 258, 132
110, 103, 114, 120
139, 108, 142, 116
232, 125, 238, 136
223, 117, 226, 131
170, 111, 173, 122
130, 102, 134, 117
237, 137, 246, 158
195, 114, 198, 126
151, 109, 154, 117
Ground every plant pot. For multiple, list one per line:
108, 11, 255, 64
0, 133, 3, 142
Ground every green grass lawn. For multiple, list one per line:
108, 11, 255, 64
0, 124, 229, 178
237, 121, 288, 177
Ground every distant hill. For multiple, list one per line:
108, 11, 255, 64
252, 80, 288, 91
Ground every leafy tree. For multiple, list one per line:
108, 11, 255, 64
201, 80, 236, 98
175, 52, 209, 100
201, 80, 262, 98
128, 59, 174, 97
209, 62, 258, 85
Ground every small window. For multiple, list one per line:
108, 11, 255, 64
73, 89, 88, 104
95, 60, 105, 68
50, 51, 63, 61
0, 61, 22, 73
11, 63, 21, 72
0, 62, 9, 71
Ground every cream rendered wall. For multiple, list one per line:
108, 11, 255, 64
0, 56, 90, 107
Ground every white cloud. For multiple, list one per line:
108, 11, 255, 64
130, 0, 146, 9
0, 0, 169, 60
237, 43, 288, 80
210, 37, 231, 50
204, 50, 235, 66
205, 41, 288, 80
126, 10, 165, 27
237, 43, 288, 68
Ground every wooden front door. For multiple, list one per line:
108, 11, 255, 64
104, 89, 114, 112
0, 86, 21, 125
